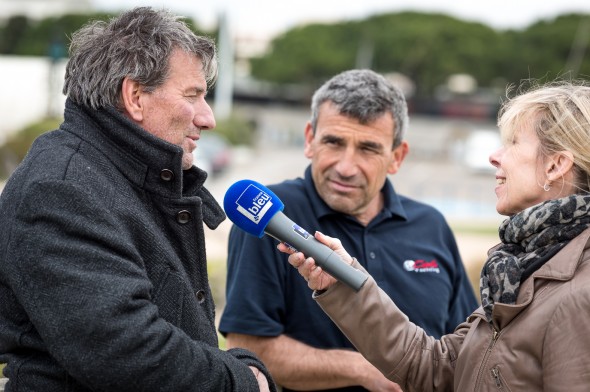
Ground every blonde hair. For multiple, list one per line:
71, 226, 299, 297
498, 80, 590, 193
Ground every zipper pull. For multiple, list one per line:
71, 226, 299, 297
487, 327, 499, 350
491, 367, 503, 389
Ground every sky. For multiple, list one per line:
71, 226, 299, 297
91, 0, 590, 40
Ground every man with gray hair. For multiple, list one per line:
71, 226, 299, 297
219, 69, 477, 391
0, 7, 274, 391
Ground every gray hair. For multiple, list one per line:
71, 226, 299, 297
309, 69, 409, 148
63, 7, 218, 110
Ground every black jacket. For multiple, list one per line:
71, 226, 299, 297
0, 99, 274, 391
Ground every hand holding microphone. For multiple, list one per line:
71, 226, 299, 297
278, 231, 351, 292
223, 179, 368, 291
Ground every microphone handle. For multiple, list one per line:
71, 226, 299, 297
265, 213, 368, 291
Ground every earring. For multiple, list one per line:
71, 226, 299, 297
543, 182, 551, 192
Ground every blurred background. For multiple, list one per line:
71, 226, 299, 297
1, 0, 590, 307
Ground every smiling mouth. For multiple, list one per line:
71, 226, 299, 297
329, 179, 359, 192
185, 137, 197, 151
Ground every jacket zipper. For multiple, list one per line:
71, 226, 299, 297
475, 327, 500, 390
491, 366, 503, 389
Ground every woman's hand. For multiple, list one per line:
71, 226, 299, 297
277, 231, 353, 291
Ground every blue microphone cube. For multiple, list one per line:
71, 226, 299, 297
223, 179, 285, 237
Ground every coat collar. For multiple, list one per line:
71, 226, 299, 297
61, 99, 225, 229
491, 227, 590, 329
532, 227, 590, 281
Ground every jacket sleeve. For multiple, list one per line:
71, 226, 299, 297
315, 259, 471, 392
4, 180, 271, 391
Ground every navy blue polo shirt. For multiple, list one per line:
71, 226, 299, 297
219, 166, 478, 391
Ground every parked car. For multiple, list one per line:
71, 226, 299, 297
194, 133, 232, 177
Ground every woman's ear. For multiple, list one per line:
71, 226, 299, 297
546, 151, 574, 181
121, 77, 144, 122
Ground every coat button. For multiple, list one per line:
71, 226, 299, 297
196, 290, 206, 303
176, 210, 191, 224
160, 169, 174, 182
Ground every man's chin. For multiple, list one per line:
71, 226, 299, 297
324, 197, 356, 215
181, 153, 194, 170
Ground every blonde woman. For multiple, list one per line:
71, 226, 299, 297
283, 81, 590, 391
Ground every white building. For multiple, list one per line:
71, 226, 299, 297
0, 56, 66, 143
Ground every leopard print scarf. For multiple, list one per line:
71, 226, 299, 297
480, 195, 590, 323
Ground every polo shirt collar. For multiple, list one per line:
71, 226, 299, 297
302, 165, 408, 222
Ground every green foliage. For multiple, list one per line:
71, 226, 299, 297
1, 10, 589, 98
0, 12, 214, 57
509, 14, 590, 81
251, 11, 590, 95
213, 115, 257, 146
0, 13, 112, 57
0, 15, 29, 54
252, 11, 509, 93
207, 258, 227, 309
251, 22, 361, 85
0, 117, 62, 180
362, 12, 504, 95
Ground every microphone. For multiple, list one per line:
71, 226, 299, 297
223, 179, 368, 291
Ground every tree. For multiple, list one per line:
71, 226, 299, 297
248, 11, 590, 96
250, 22, 362, 86
506, 14, 590, 82
250, 12, 506, 96
0, 12, 213, 57
0, 15, 30, 55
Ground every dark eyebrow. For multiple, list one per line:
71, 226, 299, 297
358, 140, 382, 150
321, 134, 344, 144
321, 134, 384, 151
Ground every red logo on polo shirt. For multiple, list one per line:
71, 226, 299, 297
403, 259, 440, 273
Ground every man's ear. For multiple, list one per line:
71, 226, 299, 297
546, 150, 574, 181
303, 122, 314, 159
121, 77, 144, 122
388, 141, 409, 175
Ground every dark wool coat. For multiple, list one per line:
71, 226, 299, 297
0, 99, 273, 391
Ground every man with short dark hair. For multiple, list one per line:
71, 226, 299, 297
219, 69, 477, 392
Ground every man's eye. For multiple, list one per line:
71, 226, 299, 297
362, 146, 380, 154
322, 138, 339, 146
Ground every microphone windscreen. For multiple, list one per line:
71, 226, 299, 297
223, 179, 285, 237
